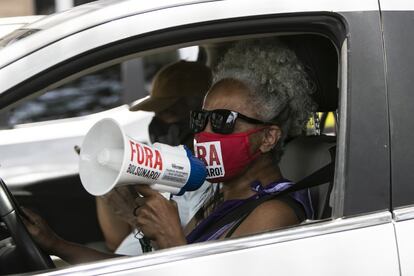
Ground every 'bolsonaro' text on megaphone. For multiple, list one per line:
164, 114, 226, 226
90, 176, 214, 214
79, 118, 206, 196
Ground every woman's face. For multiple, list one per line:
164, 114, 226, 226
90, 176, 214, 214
202, 80, 281, 154
203, 82, 260, 134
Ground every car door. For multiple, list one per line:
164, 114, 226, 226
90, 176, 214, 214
379, 1, 414, 275
0, 0, 398, 275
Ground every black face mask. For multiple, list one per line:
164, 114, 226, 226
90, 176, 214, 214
148, 116, 192, 146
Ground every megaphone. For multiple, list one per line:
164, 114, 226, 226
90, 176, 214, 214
79, 118, 206, 196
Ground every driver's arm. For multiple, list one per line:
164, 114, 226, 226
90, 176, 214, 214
48, 239, 119, 264
22, 208, 121, 264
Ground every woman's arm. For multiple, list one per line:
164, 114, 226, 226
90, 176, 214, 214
228, 199, 299, 238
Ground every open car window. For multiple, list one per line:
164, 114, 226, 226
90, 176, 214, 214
2, 47, 199, 128
2, 33, 338, 224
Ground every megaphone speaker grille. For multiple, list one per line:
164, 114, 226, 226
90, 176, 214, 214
79, 119, 125, 195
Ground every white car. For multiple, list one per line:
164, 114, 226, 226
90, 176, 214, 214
0, 0, 414, 275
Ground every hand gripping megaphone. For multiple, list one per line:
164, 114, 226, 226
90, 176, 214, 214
79, 118, 207, 196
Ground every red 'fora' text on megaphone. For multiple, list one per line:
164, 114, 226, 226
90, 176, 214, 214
129, 140, 163, 170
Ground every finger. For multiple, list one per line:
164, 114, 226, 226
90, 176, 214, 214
134, 205, 153, 220
138, 226, 154, 240
133, 206, 140, 217
134, 207, 142, 221
116, 186, 139, 206
20, 212, 39, 235
135, 185, 158, 198
134, 208, 147, 224
107, 187, 135, 207
127, 185, 139, 198
113, 187, 130, 201
21, 207, 39, 224
19, 206, 31, 221
23, 220, 38, 235
135, 196, 146, 207
20, 213, 32, 228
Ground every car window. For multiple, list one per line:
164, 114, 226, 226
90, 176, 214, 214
4, 47, 198, 128
8, 64, 122, 125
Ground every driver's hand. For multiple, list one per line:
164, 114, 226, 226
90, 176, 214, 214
21, 208, 61, 254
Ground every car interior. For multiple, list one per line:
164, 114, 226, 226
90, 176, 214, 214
0, 33, 339, 274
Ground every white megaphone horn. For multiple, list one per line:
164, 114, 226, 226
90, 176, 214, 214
79, 118, 207, 196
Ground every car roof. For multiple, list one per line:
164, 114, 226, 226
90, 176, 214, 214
0, 0, 218, 68
26, 0, 215, 31
0, 0, 382, 70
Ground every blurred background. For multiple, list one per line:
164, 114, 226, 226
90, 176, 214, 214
0, 0, 134, 127
0, 0, 94, 16
0, 0, 198, 127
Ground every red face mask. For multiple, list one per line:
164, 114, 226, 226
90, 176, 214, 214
194, 128, 263, 183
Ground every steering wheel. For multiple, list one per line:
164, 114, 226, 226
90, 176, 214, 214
0, 178, 54, 273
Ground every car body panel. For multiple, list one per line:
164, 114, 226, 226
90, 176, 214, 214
338, 11, 390, 216
37, 212, 399, 276
394, 219, 414, 276
380, 0, 414, 11
379, 5, 414, 208
379, 2, 414, 275
393, 206, 414, 276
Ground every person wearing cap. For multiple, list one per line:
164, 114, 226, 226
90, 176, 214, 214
97, 60, 213, 255
22, 60, 213, 264
131, 60, 212, 147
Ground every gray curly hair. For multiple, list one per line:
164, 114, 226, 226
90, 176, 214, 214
213, 38, 317, 164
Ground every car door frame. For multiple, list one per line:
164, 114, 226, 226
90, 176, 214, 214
379, 1, 414, 275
